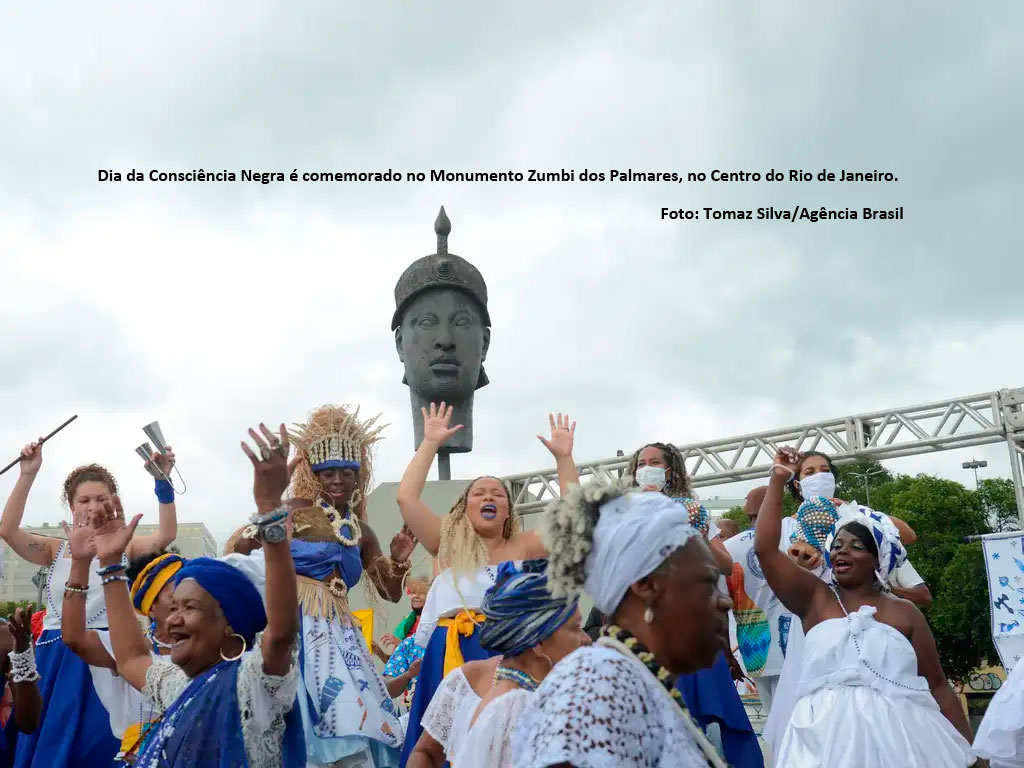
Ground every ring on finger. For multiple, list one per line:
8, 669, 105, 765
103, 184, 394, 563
260, 445, 273, 461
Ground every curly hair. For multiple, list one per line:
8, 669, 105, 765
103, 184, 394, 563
438, 476, 521, 575
788, 450, 837, 501
624, 442, 693, 498
543, 477, 633, 602
61, 464, 118, 507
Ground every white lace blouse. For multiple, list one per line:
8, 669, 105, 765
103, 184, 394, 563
453, 688, 532, 768
142, 632, 299, 768
511, 645, 712, 768
420, 666, 481, 760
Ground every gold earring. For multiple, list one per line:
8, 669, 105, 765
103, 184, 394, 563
220, 632, 247, 662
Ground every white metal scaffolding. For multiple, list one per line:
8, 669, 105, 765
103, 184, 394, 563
504, 386, 1024, 522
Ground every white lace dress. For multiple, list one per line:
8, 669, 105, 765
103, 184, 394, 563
777, 606, 975, 767
973, 659, 1024, 767
140, 632, 300, 768
452, 689, 532, 768
511, 645, 711, 767
420, 666, 481, 760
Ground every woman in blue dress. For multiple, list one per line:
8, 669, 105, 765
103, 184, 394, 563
0, 437, 178, 768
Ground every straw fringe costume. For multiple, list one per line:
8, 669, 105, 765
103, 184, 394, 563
260, 405, 404, 768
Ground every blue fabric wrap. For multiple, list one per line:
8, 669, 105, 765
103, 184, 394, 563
398, 624, 498, 768
311, 459, 360, 472
133, 554, 186, 612
12, 630, 121, 768
174, 558, 266, 648
478, 559, 578, 657
675, 652, 764, 768
135, 659, 305, 767
289, 539, 363, 585
154, 477, 175, 504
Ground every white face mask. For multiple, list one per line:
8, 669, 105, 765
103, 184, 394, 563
798, 471, 836, 500
635, 465, 667, 491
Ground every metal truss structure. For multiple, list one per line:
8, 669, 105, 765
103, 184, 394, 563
504, 386, 1024, 524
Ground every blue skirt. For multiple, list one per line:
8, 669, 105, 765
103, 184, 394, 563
13, 630, 120, 768
676, 652, 763, 768
398, 625, 497, 768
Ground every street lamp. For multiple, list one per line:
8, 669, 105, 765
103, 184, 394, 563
962, 459, 987, 490
848, 467, 886, 506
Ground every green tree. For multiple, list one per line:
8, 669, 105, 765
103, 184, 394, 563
868, 474, 994, 682
835, 458, 893, 505
720, 505, 751, 533
0, 600, 35, 619
978, 478, 1021, 532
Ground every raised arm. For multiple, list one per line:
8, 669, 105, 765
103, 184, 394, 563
59, 522, 116, 669
754, 448, 824, 619
908, 603, 973, 743
4, 606, 43, 734
0, 441, 58, 567
537, 413, 580, 495
94, 501, 154, 691
127, 449, 178, 558
887, 516, 917, 546
362, 522, 415, 602
241, 423, 299, 677
396, 403, 463, 555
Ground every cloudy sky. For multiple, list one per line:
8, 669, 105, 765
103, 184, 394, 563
1, 2, 1021, 547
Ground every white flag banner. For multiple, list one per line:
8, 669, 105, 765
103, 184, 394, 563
982, 531, 1024, 672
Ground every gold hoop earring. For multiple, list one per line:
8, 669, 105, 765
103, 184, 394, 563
220, 633, 247, 662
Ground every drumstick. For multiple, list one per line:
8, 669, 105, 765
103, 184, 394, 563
0, 415, 79, 476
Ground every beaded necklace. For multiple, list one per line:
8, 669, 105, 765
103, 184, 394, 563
828, 585, 929, 692
599, 625, 726, 768
492, 665, 540, 692
319, 498, 361, 547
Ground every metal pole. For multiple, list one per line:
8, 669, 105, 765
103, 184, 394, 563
437, 451, 451, 481
1006, 437, 1024, 529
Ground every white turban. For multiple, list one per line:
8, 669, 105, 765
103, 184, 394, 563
584, 492, 703, 615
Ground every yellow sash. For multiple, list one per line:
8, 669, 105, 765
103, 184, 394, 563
437, 611, 485, 678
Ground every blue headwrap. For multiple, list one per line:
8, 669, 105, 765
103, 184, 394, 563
479, 559, 579, 658
173, 558, 267, 649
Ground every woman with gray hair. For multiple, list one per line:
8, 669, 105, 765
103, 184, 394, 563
511, 481, 733, 768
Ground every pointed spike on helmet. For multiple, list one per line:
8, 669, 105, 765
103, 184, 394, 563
435, 206, 450, 256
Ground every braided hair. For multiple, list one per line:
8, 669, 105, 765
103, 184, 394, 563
625, 442, 693, 498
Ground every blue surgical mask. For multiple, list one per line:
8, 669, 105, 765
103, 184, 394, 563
635, 466, 667, 491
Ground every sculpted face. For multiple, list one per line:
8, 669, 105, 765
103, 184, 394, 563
395, 288, 490, 404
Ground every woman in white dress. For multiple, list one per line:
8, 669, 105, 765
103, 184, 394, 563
972, 659, 1024, 767
754, 447, 976, 767
96, 422, 305, 767
453, 559, 587, 768
0, 438, 178, 768
396, 405, 579, 766
512, 480, 733, 767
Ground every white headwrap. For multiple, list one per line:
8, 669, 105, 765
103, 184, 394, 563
584, 492, 703, 615
824, 502, 907, 584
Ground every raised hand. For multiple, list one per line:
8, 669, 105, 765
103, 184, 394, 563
240, 422, 290, 512
7, 604, 35, 653
537, 413, 576, 459
18, 439, 44, 477
60, 519, 97, 562
771, 446, 802, 481
390, 524, 417, 562
152, 446, 176, 480
91, 497, 142, 562
788, 540, 823, 571
420, 402, 463, 447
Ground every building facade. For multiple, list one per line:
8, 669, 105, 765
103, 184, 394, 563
0, 521, 217, 604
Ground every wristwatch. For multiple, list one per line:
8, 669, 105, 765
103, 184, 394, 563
250, 507, 288, 544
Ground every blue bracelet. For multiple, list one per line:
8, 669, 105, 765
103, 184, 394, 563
155, 477, 174, 504
96, 562, 126, 577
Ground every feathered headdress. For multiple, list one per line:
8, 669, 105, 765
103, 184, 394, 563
288, 404, 387, 520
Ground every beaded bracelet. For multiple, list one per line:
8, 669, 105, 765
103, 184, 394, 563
63, 582, 89, 594
101, 574, 129, 586
96, 562, 127, 577
8, 646, 40, 684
